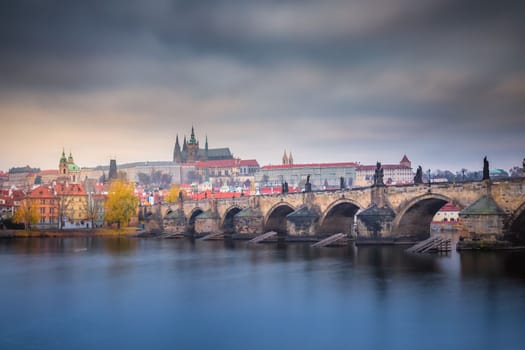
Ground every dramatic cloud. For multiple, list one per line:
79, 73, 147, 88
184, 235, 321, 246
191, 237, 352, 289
1, 0, 524, 172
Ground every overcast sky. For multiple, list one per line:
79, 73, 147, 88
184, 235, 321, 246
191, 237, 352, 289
1, 0, 524, 173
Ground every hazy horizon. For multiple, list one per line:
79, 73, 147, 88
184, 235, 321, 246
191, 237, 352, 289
2, 1, 524, 173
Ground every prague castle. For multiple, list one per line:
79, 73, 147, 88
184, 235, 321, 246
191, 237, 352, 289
173, 126, 233, 163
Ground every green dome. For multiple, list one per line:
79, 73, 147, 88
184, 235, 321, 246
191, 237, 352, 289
68, 163, 80, 171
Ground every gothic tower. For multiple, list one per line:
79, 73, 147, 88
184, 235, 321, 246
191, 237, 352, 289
173, 134, 182, 163
282, 150, 289, 165
108, 159, 118, 181
186, 126, 199, 163
205, 134, 209, 161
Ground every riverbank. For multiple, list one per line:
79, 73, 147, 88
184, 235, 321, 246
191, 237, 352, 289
0, 228, 138, 238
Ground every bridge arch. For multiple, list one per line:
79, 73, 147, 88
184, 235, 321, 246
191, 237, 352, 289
264, 202, 296, 235
222, 205, 243, 234
507, 201, 525, 242
319, 199, 361, 235
188, 207, 204, 234
392, 193, 457, 240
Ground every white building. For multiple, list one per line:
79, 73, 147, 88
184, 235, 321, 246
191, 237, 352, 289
355, 155, 414, 186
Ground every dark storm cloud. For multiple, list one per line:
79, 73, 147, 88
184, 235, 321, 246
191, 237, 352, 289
1, 0, 524, 170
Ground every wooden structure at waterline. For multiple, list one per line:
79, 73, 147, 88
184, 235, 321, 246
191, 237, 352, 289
157, 233, 184, 238
199, 232, 224, 241
311, 233, 347, 248
248, 231, 278, 244
405, 236, 452, 253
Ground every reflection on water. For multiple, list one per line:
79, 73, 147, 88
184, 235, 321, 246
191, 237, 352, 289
1, 237, 524, 350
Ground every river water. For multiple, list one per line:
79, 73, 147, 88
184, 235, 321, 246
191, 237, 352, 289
1, 237, 524, 350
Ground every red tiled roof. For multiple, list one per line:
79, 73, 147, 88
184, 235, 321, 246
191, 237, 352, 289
54, 183, 87, 195
439, 202, 461, 212
261, 162, 358, 170
39, 170, 60, 175
401, 155, 410, 163
29, 185, 56, 198
357, 164, 411, 171
239, 159, 259, 167
0, 196, 14, 206
194, 159, 250, 168
11, 190, 26, 200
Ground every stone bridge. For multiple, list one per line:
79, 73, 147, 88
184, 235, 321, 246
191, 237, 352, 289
147, 178, 525, 243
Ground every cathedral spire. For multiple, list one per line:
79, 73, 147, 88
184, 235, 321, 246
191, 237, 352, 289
282, 150, 289, 165
173, 134, 182, 163
189, 125, 197, 145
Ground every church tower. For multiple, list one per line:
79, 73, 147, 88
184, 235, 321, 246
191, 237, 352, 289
186, 126, 199, 163
59, 149, 68, 175
58, 149, 80, 183
204, 134, 209, 161
288, 152, 294, 165
173, 134, 182, 163
282, 150, 289, 165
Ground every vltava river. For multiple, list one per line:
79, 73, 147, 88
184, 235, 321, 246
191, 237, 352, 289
1, 237, 525, 350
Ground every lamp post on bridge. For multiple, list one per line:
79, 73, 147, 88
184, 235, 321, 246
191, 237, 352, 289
428, 169, 431, 188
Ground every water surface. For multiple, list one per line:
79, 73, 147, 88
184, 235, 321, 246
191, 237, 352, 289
1, 238, 524, 350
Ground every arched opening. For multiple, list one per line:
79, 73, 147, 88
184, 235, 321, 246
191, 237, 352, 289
188, 208, 204, 234
508, 203, 525, 243
393, 195, 452, 240
319, 201, 360, 235
265, 204, 294, 235
223, 207, 242, 234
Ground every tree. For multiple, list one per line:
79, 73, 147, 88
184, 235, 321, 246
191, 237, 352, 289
57, 194, 74, 230
13, 199, 40, 231
137, 172, 151, 185
104, 180, 139, 229
86, 193, 104, 228
164, 185, 181, 203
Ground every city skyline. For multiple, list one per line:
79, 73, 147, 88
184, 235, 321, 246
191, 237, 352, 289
1, 0, 524, 172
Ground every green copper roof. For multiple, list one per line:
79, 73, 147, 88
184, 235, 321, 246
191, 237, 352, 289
235, 207, 263, 218
460, 195, 506, 215
165, 210, 185, 219
357, 204, 395, 217
189, 126, 197, 145
68, 163, 80, 171
196, 210, 219, 219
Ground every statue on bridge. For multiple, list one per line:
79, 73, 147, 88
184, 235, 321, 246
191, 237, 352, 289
340, 176, 345, 190
305, 175, 312, 192
282, 181, 289, 194
483, 156, 490, 180
414, 166, 423, 185
373, 161, 384, 186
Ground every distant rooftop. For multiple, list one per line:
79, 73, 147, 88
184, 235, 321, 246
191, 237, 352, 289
261, 162, 358, 170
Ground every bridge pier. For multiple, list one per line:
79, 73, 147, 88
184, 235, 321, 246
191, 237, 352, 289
457, 194, 511, 249
286, 206, 321, 236
163, 209, 187, 235
194, 210, 221, 235
355, 204, 396, 243
233, 208, 264, 236
355, 185, 399, 243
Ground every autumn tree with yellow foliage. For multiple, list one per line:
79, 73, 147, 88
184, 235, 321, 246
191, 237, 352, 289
13, 199, 40, 231
104, 180, 139, 229
164, 185, 182, 203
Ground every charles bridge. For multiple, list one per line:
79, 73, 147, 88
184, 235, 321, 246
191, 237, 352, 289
144, 177, 525, 244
